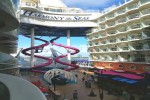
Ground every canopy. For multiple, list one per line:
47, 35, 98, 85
95, 70, 144, 80
112, 77, 138, 84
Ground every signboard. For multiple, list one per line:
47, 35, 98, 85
21, 10, 90, 21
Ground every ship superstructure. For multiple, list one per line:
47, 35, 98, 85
87, 0, 150, 73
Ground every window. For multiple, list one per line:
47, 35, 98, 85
109, 63, 114, 67
130, 65, 137, 70
118, 64, 124, 68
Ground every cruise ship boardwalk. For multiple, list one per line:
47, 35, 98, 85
22, 69, 141, 100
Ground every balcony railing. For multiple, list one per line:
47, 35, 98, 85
140, 0, 150, 4
122, 47, 129, 50
107, 22, 115, 27
98, 17, 105, 23
130, 24, 141, 29
21, 2, 36, 8
117, 9, 126, 15
128, 13, 140, 19
132, 46, 143, 50
117, 27, 127, 32
107, 13, 115, 19
120, 38, 127, 41
111, 48, 117, 51
107, 31, 116, 35
108, 39, 116, 43
117, 18, 126, 23
143, 21, 150, 26
141, 8, 150, 15
100, 25, 105, 29
142, 33, 150, 38
127, 3, 138, 10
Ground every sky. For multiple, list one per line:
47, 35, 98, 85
18, 0, 127, 57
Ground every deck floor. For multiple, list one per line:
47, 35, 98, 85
21, 70, 141, 100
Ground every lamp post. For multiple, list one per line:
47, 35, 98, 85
53, 71, 56, 91
97, 68, 104, 100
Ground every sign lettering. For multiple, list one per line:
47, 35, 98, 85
21, 10, 90, 21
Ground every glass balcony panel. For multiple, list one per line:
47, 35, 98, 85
140, 0, 150, 4
142, 33, 150, 38
95, 43, 99, 45
101, 41, 106, 44
117, 18, 126, 23
108, 30, 116, 35
99, 17, 105, 22
100, 24, 105, 29
123, 47, 129, 50
103, 49, 107, 51
26, 2, 31, 6
127, 3, 138, 10
133, 45, 143, 50
107, 22, 115, 27
120, 38, 127, 41
24, 2, 36, 7
143, 21, 150, 26
109, 39, 116, 43
128, 13, 140, 19
141, 8, 150, 15
107, 13, 115, 19
111, 48, 117, 51
118, 27, 127, 32
117, 9, 126, 14
130, 24, 141, 29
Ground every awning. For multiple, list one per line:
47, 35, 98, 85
95, 70, 144, 80
112, 77, 138, 84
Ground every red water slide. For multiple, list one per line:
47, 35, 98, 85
21, 35, 53, 73
50, 36, 80, 71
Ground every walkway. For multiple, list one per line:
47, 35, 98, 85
21, 70, 140, 100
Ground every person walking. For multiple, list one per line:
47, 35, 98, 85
73, 90, 78, 100
82, 77, 85, 83
129, 94, 135, 100
123, 90, 129, 100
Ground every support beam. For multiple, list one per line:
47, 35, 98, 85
67, 30, 71, 66
30, 28, 35, 67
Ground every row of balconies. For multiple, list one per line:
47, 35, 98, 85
91, 54, 150, 63
91, 19, 150, 35
88, 32, 150, 45
88, 26, 150, 41
97, 0, 150, 23
95, 15, 149, 32
88, 43, 150, 52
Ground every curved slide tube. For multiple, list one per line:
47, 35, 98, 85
22, 35, 53, 73
50, 36, 80, 71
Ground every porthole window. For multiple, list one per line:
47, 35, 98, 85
109, 63, 113, 67
118, 64, 124, 69
130, 65, 137, 70
144, 66, 150, 71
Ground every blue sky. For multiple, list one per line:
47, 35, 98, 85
18, 0, 127, 57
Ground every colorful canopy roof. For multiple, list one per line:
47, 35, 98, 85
112, 77, 138, 84
95, 70, 144, 80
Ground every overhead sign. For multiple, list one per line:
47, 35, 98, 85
21, 10, 90, 21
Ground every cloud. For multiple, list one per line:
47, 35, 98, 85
71, 44, 89, 57
62, 0, 125, 10
62, 0, 116, 10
